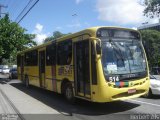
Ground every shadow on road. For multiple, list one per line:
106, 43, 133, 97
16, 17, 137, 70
141, 95, 160, 99
151, 95, 160, 99
10, 82, 140, 116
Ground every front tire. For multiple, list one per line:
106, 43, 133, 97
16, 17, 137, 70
64, 83, 75, 103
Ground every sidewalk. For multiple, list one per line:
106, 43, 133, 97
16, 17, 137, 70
0, 83, 60, 114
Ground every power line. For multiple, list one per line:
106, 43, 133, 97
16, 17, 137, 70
17, 0, 39, 24
15, 0, 34, 22
8, 0, 24, 19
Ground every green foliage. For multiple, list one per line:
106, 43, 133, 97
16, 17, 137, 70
0, 14, 37, 64
140, 30, 160, 68
144, 0, 160, 18
44, 36, 55, 43
44, 31, 71, 43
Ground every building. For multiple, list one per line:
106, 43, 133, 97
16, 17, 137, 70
138, 21, 160, 31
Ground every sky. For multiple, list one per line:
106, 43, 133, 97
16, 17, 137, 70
1, 0, 160, 44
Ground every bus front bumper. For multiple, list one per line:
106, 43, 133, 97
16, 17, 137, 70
93, 78, 150, 103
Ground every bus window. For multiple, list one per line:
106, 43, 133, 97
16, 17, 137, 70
17, 55, 21, 66
25, 50, 38, 66
57, 40, 72, 65
46, 43, 56, 65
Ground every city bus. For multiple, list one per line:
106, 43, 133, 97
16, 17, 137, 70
17, 26, 150, 103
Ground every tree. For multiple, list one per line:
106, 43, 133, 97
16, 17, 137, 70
144, 0, 160, 18
44, 36, 55, 43
44, 31, 71, 43
140, 30, 160, 68
0, 15, 36, 64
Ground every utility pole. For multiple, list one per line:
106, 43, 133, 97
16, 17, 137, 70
0, 4, 7, 18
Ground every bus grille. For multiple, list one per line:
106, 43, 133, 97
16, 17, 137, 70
112, 90, 145, 99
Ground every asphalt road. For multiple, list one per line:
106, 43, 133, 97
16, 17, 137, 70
0, 73, 160, 120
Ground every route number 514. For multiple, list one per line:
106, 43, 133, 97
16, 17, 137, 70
109, 76, 119, 82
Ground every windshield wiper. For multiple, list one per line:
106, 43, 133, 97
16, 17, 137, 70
122, 76, 141, 81
120, 71, 147, 81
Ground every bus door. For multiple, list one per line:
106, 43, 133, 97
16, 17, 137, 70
20, 56, 24, 81
39, 50, 45, 88
74, 40, 91, 98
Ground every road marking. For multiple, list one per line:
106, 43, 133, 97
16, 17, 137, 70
128, 99, 160, 107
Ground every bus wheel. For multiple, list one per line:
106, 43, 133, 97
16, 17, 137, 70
25, 75, 29, 88
64, 83, 75, 103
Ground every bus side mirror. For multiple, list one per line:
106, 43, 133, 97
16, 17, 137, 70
96, 43, 101, 55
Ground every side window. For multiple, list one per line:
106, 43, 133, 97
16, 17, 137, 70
25, 50, 38, 66
46, 43, 56, 65
25, 52, 30, 66
17, 55, 21, 66
57, 40, 72, 65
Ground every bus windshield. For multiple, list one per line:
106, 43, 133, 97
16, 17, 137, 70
101, 39, 147, 81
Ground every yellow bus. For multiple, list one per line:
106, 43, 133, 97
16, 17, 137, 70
17, 26, 150, 103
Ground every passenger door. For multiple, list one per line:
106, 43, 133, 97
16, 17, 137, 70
74, 40, 91, 98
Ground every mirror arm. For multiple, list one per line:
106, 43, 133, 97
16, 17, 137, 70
90, 37, 102, 62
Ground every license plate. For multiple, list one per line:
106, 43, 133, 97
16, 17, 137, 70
128, 89, 136, 94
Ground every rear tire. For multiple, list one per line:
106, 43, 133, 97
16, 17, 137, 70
64, 83, 75, 103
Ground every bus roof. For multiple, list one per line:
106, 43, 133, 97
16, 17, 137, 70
17, 26, 138, 55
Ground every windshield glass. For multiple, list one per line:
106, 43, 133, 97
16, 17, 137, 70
101, 39, 147, 81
